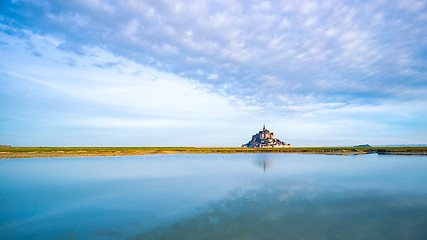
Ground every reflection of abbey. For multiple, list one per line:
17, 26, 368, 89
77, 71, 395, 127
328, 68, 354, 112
242, 125, 291, 148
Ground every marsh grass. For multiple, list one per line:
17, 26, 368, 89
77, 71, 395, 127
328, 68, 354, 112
1, 146, 426, 159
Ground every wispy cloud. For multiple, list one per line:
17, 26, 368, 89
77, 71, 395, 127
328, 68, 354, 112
1, 0, 426, 146
2, 0, 426, 107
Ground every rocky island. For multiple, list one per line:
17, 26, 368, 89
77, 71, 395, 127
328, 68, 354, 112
242, 125, 291, 148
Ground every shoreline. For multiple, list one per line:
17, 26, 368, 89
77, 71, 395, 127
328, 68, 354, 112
1, 147, 427, 159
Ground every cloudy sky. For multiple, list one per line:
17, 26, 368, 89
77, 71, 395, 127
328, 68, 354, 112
1, 0, 426, 147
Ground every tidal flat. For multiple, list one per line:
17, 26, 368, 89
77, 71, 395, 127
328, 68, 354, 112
1, 146, 427, 159
1, 153, 427, 239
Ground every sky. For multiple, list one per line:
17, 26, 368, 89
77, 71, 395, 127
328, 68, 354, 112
0, 0, 426, 147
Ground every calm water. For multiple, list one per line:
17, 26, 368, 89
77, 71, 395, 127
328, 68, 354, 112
1, 153, 427, 239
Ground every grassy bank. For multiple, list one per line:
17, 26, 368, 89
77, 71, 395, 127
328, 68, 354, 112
1, 146, 427, 159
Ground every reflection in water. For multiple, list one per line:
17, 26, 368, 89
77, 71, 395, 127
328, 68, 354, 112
131, 182, 427, 240
1, 154, 427, 239
254, 154, 274, 172
258, 159, 274, 172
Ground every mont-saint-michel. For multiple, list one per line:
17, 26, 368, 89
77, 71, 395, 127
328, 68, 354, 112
242, 125, 291, 148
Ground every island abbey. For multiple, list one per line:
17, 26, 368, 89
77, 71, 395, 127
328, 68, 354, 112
242, 125, 291, 148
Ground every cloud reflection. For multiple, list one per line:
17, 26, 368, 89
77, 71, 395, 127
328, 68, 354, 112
130, 181, 427, 240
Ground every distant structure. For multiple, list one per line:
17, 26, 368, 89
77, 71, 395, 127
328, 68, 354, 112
242, 125, 291, 148
354, 144, 371, 147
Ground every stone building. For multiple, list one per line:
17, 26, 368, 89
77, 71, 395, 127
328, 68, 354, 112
242, 125, 291, 148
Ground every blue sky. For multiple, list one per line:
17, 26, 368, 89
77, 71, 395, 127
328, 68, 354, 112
1, 0, 426, 147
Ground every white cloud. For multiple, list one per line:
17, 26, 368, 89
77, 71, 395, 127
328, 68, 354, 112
398, 0, 425, 12
300, 1, 318, 14
0, 32, 252, 126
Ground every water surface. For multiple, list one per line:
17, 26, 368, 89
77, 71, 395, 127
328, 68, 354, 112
1, 153, 427, 239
